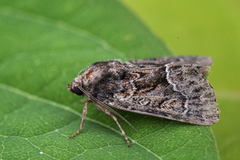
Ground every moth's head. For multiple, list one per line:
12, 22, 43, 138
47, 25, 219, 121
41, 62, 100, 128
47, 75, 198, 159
68, 60, 123, 97
67, 78, 83, 96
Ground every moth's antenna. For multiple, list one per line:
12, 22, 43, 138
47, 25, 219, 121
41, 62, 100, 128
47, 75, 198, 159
77, 85, 138, 132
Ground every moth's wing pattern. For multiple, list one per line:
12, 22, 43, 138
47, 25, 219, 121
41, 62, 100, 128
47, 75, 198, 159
165, 62, 219, 125
80, 57, 219, 126
119, 57, 218, 125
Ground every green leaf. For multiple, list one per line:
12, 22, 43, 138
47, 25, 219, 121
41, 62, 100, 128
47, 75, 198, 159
0, 0, 219, 159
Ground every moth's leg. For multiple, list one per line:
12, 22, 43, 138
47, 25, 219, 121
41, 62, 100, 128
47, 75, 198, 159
69, 100, 91, 138
93, 102, 131, 147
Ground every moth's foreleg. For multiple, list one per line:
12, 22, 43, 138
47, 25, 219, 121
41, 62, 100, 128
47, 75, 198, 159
69, 100, 91, 138
93, 102, 131, 147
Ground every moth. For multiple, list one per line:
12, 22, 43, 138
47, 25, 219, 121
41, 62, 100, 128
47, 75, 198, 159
67, 56, 219, 147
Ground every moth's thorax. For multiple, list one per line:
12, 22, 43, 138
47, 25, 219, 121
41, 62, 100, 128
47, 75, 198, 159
81, 60, 124, 86
81, 67, 105, 85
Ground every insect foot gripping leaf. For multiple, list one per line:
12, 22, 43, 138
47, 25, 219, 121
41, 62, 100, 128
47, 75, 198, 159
67, 56, 220, 147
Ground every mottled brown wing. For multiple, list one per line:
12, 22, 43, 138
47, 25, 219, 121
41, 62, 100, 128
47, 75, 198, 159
79, 57, 219, 125
164, 62, 219, 125
98, 58, 219, 125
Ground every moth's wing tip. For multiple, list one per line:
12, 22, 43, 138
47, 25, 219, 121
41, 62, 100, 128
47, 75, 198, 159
198, 119, 220, 126
190, 105, 220, 126
185, 118, 219, 126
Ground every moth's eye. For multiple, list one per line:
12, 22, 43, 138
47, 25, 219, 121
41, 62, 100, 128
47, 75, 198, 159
74, 86, 83, 95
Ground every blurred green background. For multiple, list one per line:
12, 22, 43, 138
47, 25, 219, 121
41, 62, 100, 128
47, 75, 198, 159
120, 0, 240, 160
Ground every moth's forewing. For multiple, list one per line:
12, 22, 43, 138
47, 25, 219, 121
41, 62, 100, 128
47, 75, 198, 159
78, 57, 219, 125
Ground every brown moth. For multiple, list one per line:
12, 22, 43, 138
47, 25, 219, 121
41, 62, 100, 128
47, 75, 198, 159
67, 56, 219, 147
